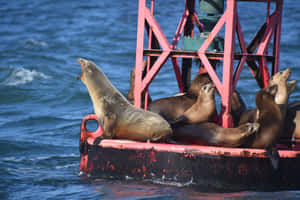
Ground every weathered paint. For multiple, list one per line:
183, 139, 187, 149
80, 138, 300, 191
79, 115, 300, 190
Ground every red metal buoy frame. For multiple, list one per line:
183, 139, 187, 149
133, 0, 283, 128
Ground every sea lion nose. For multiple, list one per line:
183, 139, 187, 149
77, 58, 88, 80
77, 58, 88, 71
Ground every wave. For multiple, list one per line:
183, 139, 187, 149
1, 66, 51, 86
23, 38, 48, 49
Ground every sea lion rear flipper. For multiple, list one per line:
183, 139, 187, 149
265, 146, 280, 170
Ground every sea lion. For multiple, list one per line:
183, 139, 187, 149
77, 58, 172, 142
173, 122, 260, 148
231, 90, 247, 126
246, 85, 282, 169
127, 60, 152, 106
238, 69, 294, 125
247, 85, 282, 148
171, 83, 216, 125
284, 101, 300, 139
268, 68, 292, 121
148, 73, 211, 121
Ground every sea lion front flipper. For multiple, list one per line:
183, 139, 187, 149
170, 115, 188, 128
265, 146, 280, 170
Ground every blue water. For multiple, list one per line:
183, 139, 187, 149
1, 0, 300, 199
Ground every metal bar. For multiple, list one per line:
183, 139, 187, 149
259, 57, 270, 87
171, 7, 189, 49
234, 56, 247, 88
193, 12, 204, 32
170, 2, 189, 93
272, 0, 283, 74
144, 0, 155, 110
221, 0, 237, 128
246, 22, 267, 88
141, 51, 171, 92
134, 0, 146, 108
199, 54, 223, 93
233, 16, 247, 88
196, 9, 227, 98
198, 11, 227, 53
237, 0, 277, 2
144, 7, 171, 51
171, 58, 185, 93
181, 0, 195, 92
144, 49, 275, 61
255, 11, 279, 87
247, 23, 267, 53
267, 0, 271, 24
256, 13, 278, 55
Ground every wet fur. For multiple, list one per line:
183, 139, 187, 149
172, 83, 216, 125
173, 122, 260, 147
239, 69, 294, 126
148, 73, 211, 121
78, 58, 172, 142
285, 102, 300, 139
247, 85, 282, 148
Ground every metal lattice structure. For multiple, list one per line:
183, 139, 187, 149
133, 0, 283, 127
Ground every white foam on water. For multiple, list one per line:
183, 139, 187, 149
24, 38, 48, 49
2, 67, 51, 86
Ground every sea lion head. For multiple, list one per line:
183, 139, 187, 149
77, 58, 98, 82
188, 73, 211, 96
199, 83, 216, 99
77, 58, 110, 89
256, 85, 278, 108
269, 68, 291, 86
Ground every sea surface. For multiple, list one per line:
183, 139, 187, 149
1, 0, 300, 199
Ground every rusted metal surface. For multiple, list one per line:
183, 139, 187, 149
79, 115, 300, 190
80, 138, 300, 191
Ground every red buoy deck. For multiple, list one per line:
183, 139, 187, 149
79, 115, 300, 191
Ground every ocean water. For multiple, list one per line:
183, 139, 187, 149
1, 0, 300, 199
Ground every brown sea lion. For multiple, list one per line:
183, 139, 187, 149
172, 83, 216, 124
284, 101, 300, 139
231, 90, 247, 126
148, 73, 211, 121
269, 68, 292, 121
238, 69, 293, 125
247, 85, 282, 148
173, 122, 260, 148
77, 58, 172, 142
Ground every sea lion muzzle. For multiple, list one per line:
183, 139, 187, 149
77, 58, 88, 80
